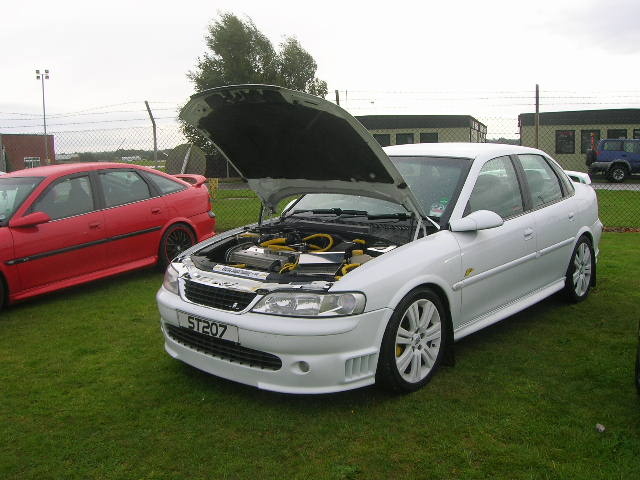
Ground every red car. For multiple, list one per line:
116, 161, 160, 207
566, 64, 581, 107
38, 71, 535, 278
0, 163, 215, 308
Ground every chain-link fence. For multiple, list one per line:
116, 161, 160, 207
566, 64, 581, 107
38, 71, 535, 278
6, 106, 639, 232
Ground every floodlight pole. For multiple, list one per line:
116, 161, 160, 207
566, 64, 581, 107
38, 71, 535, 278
36, 69, 50, 163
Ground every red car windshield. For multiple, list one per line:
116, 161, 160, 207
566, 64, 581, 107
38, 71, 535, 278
0, 177, 44, 224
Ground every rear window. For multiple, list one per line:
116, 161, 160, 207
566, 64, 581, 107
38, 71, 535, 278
144, 171, 186, 195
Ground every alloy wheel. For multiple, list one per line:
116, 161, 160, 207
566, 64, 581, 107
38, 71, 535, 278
394, 298, 442, 383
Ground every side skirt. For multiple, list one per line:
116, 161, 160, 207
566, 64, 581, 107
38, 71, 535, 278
453, 278, 565, 341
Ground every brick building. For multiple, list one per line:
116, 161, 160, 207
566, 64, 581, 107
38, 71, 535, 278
0, 133, 55, 172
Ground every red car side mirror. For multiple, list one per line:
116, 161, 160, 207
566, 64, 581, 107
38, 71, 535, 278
9, 211, 52, 228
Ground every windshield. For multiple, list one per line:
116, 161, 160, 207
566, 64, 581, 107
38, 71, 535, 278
286, 155, 469, 224
0, 177, 44, 223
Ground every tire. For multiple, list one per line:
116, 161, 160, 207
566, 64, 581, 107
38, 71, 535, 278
585, 150, 596, 166
376, 287, 449, 393
564, 236, 595, 303
158, 223, 195, 269
607, 164, 627, 183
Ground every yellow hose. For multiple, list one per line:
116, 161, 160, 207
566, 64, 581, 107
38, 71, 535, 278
341, 263, 361, 275
303, 233, 334, 252
260, 237, 287, 247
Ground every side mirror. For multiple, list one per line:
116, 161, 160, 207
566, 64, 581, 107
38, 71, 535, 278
9, 211, 51, 228
449, 210, 503, 232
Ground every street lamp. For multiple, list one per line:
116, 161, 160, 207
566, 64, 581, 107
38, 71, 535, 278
35, 69, 50, 163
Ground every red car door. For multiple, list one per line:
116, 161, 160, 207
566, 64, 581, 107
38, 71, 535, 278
10, 173, 107, 294
97, 169, 168, 269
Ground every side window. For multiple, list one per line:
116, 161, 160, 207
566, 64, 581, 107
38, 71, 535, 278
145, 172, 186, 195
518, 154, 563, 208
32, 175, 94, 220
99, 170, 151, 208
602, 140, 623, 151
466, 156, 523, 219
623, 141, 637, 154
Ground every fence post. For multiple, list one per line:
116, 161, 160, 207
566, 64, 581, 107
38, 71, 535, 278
534, 84, 540, 149
145, 101, 158, 168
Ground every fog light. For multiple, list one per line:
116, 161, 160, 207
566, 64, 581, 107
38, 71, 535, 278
292, 361, 310, 374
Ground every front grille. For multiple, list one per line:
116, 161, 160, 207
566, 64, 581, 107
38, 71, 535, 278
165, 324, 282, 371
183, 279, 256, 311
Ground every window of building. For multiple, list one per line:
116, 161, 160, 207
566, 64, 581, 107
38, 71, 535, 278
633, 129, 640, 140
24, 157, 41, 168
372, 134, 390, 147
580, 130, 600, 153
466, 156, 523, 219
555, 130, 575, 154
419, 132, 438, 143
518, 154, 563, 208
395, 133, 414, 145
607, 129, 627, 139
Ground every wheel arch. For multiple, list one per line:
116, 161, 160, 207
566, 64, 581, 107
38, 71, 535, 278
570, 230, 597, 288
608, 160, 631, 173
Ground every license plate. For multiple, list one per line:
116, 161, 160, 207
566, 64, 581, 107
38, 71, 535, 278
178, 312, 239, 342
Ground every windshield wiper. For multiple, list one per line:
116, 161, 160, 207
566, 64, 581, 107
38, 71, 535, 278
289, 208, 368, 217
366, 212, 413, 220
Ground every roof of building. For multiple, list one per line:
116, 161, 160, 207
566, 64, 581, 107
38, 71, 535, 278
355, 114, 484, 130
519, 108, 640, 126
383, 142, 541, 160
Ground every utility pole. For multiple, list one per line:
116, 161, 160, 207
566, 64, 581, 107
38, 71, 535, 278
335, 89, 340, 106
35, 69, 50, 163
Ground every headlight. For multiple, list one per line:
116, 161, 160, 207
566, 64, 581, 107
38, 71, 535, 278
162, 264, 180, 295
251, 291, 365, 317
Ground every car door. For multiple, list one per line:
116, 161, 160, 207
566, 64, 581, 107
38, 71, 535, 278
453, 155, 537, 326
97, 169, 168, 269
10, 173, 106, 292
518, 154, 579, 291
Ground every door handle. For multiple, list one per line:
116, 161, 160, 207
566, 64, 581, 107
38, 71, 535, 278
151, 208, 161, 214
89, 222, 101, 229
523, 227, 534, 240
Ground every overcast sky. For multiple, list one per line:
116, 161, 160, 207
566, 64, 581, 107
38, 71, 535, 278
3, 0, 640, 136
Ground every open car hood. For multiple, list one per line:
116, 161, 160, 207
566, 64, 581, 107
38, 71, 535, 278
180, 85, 430, 222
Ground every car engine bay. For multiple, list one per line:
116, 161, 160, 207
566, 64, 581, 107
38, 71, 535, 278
188, 222, 410, 283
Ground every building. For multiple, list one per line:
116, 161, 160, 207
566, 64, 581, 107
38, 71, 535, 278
519, 108, 640, 171
356, 115, 487, 146
0, 133, 55, 172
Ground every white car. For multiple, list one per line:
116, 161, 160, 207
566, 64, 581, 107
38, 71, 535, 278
157, 85, 602, 394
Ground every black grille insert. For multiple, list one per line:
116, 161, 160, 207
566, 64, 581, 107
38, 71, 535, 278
165, 324, 282, 371
184, 279, 256, 311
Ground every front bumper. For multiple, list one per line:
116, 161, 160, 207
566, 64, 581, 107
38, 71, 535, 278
156, 287, 392, 394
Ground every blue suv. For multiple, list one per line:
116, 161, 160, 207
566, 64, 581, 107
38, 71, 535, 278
586, 138, 640, 182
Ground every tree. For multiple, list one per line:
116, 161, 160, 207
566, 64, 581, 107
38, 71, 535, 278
181, 13, 328, 153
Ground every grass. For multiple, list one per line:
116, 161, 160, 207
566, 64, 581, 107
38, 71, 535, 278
596, 190, 640, 228
1, 233, 639, 479
211, 188, 640, 232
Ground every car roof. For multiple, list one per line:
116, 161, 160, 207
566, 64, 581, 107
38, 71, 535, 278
383, 142, 544, 160
2, 162, 148, 178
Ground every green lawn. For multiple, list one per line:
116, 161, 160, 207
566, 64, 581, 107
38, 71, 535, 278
212, 188, 640, 232
1, 233, 639, 479
596, 190, 640, 228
